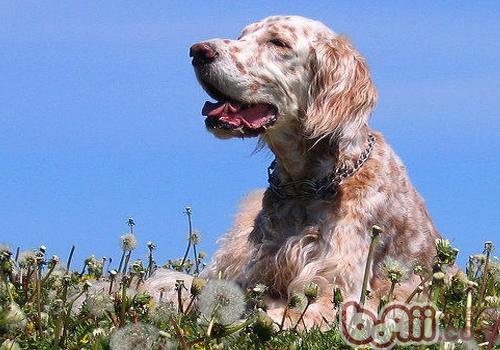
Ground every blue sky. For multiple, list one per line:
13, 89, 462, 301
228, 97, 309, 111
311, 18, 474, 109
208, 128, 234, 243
1, 1, 499, 268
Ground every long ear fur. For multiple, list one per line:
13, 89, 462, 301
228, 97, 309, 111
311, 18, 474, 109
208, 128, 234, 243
304, 35, 377, 140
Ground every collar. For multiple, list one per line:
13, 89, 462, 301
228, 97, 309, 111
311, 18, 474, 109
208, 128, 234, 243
267, 134, 376, 199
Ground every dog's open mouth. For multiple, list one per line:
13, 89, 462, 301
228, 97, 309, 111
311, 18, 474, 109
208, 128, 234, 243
200, 84, 277, 137
202, 101, 277, 135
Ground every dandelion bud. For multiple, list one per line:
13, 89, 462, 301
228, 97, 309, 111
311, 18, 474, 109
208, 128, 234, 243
0, 244, 12, 259
190, 277, 206, 297
147, 241, 156, 250
433, 272, 445, 281
252, 283, 267, 295
253, 310, 274, 341
39, 245, 47, 253
452, 270, 469, 285
127, 217, 136, 227
198, 251, 206, 259
184, 207, 192, 215
413, 264, 424, 275
484, 241, 493, 255
288, 294, 304, 308
435, 239, 459, 266
62, 274, 72, 285
304, 282, 319, 302
83, 281, 93, 291
371, 225, 384, 237
467, 281, 478, 289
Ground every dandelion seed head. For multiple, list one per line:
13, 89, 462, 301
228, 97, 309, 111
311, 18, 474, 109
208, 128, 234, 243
379, 257, 410, 283
303, 282, 319, 302
190, 230, 201, 245
149, 300, 176, 325
17, 250, 37, 268
0, 244, 11, 257
288, 293, 307, 311
488, 259, 500, 283
120, 233, 137, 251
485, 296, 500, 308
85, 293, 114, 318
190, 277, 206, 297
93, 327, 106, 338
198, 279, 245, 325
0, 339, 21, 350
109, 323, 159, 350
1, 302, 27, 331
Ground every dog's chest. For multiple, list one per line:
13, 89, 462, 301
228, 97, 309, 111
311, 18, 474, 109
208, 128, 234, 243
253, 198, 335, 242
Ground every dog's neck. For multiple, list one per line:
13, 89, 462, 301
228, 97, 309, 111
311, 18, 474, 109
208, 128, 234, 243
263, 122, 370, 182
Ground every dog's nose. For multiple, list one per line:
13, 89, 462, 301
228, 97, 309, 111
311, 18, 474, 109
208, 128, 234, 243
190, 43, 218, 66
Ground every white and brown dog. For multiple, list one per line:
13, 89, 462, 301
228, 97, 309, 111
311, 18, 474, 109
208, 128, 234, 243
186, 15, 440, 327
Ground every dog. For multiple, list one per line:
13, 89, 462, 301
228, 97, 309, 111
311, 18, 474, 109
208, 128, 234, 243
189, 15, 441, 328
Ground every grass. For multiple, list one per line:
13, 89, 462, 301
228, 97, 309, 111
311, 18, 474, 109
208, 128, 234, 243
0, 209, 499, 349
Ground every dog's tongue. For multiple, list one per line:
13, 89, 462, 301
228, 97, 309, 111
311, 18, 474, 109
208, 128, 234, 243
202, 101, 273, 129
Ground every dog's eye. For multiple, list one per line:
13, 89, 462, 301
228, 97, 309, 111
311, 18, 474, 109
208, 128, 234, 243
268, 38, 290, 49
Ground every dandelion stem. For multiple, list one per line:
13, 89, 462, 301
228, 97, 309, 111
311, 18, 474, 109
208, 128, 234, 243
185, 295, 196, 314
360, 225, 382, 305
476, 242, 492, 319
206, 317, 215, 337
117, 250, 126, 274
170, 318, 189, 350
180, 207, 193, 270
2, 274, 14, 303
122, 251, 131, 274
65, 245, 75, 272
293, 300, 311, 331
405, 273, 431, 303
279, 305, 289, 331
465, 287, 473, 339
387, 281, 396, 303
14, 246, 20, 263
487, 316, 500, 349
193, 241, 199, 275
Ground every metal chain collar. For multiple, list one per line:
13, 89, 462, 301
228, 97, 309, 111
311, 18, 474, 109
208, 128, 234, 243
267, 134, 376, 199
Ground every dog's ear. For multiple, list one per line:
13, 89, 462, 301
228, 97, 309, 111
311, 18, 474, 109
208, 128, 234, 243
304, 35, 377, 140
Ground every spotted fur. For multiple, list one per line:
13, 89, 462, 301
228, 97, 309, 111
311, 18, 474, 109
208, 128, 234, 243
193, 15, 441, 329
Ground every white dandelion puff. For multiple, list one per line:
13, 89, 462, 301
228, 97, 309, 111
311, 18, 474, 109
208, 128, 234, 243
17, 250, 37, 268
120, 233, 137, 251
379, 257, 410, 283
85, 293, 114, 318
0, 339, 21, 350
149, 301, 177, 325
109, 323, 159, 350
198, 279, 245, 325
1, 302, 27, 332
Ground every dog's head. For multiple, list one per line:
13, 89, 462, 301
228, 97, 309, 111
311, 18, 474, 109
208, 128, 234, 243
190, 15, 376, 141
